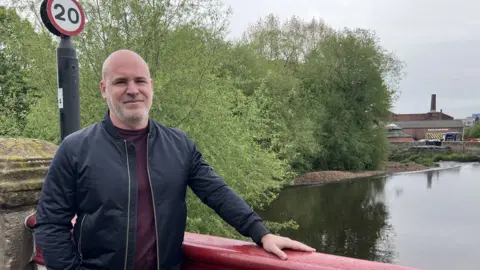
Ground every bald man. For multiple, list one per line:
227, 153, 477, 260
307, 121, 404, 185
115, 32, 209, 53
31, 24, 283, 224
34, 49, 315, 270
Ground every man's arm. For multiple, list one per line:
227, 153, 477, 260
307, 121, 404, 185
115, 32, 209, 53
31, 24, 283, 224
35, 139, 82, 270
187, 141, 270, 246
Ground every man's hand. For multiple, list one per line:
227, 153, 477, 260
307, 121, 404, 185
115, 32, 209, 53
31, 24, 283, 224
260, 234, 316, 260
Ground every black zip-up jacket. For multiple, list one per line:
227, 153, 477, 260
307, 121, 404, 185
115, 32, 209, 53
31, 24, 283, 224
34, 113, 271, 270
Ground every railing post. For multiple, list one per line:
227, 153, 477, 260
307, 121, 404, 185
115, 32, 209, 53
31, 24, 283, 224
0, 138, 58, 270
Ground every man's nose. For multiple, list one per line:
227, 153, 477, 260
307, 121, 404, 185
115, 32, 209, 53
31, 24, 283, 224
125, 81, 139, 95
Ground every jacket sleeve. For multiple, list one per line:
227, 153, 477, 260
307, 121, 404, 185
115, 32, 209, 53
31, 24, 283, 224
187, 140, 271, 246
34, 139, 82, 270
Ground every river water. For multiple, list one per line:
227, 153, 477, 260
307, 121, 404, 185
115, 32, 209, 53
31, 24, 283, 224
258, 162, 480, 270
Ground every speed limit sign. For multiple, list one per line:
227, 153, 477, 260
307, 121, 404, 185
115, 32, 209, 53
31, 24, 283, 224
42, 0, 85, 36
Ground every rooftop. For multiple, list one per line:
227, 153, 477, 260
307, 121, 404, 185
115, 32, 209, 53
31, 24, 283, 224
387, 130, 413, 138
391, 120, 464, 129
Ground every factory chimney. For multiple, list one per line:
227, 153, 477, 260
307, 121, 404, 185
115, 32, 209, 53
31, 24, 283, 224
430, 94, 436, 112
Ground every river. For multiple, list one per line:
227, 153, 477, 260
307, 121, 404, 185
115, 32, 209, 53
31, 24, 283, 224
257, 162, 480, 270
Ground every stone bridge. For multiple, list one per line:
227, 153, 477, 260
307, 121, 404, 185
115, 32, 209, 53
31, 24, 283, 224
0, 137, 422, 270
0, 137, 58, 270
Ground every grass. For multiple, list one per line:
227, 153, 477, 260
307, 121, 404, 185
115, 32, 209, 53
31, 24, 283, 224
388, 150, 480, 167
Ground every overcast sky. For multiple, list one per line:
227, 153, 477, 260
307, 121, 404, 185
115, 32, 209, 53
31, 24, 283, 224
221, 0, 480, 119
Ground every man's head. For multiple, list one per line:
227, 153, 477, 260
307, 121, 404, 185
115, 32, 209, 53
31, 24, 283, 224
100, 49, 153, 130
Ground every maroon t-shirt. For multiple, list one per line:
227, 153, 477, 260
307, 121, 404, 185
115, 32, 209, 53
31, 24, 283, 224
117, 126, 157, 270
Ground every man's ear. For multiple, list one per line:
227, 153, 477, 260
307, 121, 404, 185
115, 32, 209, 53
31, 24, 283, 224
100, 80, 107, 100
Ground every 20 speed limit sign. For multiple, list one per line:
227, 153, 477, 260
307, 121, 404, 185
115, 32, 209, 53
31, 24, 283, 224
46, 0, 85, 36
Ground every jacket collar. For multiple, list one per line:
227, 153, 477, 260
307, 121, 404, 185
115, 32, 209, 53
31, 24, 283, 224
101, 110, 156, 140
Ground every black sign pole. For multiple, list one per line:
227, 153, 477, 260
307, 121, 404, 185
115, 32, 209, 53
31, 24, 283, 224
40, 0, 85, 142
56, 36, 80, 141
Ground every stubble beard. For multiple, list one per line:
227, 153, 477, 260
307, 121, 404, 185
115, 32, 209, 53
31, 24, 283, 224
107, 95, 149, 126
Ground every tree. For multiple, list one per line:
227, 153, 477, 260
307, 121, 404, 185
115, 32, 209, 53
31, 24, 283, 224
1, 3, 405, 240
465, 122, 480, 139
230, 15, 329, 173
0, 47, 29, 136
0, 6, 48, 136
300, 28, 404, 171
5, 1, 295, 239
232, 15, 404, 172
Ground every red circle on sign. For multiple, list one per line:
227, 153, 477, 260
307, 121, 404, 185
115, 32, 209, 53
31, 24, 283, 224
46, 0, 85, 36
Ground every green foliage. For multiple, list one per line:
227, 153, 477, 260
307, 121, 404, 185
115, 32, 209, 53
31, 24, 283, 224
432, 153, 480, 162
388, 150, 439, 167
238, 17, 403, 173
0, 6, 44, 136
0, 49, 29, 136
299, 28, 403, 171
389, 149, 480, 166
0, 5, 59, 139
464, 122, 480, 138
1, 4, 404, 240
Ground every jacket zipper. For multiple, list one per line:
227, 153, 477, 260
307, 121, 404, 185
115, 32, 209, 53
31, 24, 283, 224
146, 134, 160, 270
124, 140, 132, 270
78, 214, 87, 261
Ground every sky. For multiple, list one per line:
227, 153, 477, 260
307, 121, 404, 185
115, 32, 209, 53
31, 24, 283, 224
221, 0, 480, 119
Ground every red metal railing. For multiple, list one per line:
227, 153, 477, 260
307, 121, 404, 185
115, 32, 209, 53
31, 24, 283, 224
24, 215, 422, 270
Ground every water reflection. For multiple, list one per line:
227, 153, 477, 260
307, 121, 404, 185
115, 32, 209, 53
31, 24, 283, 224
259, 162, 480, 270
257, 176, 396, 263
426, 170, 435, 188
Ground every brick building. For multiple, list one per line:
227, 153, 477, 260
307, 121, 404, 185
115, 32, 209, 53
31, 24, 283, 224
391, 94, 454, 121
390, 120, 463, 140
389, 94, 463, 140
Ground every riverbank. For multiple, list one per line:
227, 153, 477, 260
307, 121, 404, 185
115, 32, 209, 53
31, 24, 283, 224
294, 152, 480, 186
294, 161, 432, 186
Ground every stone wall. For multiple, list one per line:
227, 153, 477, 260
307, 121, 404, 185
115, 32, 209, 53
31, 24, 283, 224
389, 141, 425, 150
388, 137, 414, 143
0, 137, 58, 270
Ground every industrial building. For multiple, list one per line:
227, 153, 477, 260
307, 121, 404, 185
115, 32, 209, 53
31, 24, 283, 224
389, 94, 464, 140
